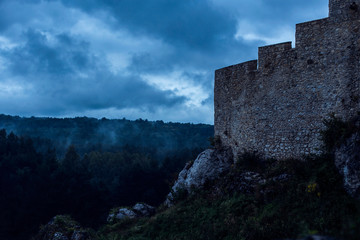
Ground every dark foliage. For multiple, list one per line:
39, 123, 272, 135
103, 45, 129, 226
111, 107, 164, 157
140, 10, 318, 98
96, 117, 360, 240
0, 128, 207, 240
98, 154, 360, 240
0, 114, 213, 159
320, 114, 360, 152
236, 151, 268, 173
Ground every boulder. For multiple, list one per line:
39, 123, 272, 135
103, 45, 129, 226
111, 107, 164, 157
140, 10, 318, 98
71, 231, 92, 240
52, 232, 68, 240
334, 132, 360, 198
107, 203, 156, 222
165, 148, 233, 206
133, 203, 156, 217
107, 208, 137, 222
32, 215, 92, 240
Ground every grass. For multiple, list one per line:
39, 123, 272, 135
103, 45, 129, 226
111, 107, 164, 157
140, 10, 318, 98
56, 115, 360, 240
95, 153, 360, 240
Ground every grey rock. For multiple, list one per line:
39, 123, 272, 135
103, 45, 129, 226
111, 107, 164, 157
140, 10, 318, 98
32, 215, 93, 240
107, 203, 156, 222
115, 208, 137, 220
71, 231, 91, 240
335, 132, 360, 198
165, 148, 233, 206
53, 232, 69, 240
133, 203, 156, 217
243, 171, 264, 182
32, 215, 92, 240
271, 173, 291, 182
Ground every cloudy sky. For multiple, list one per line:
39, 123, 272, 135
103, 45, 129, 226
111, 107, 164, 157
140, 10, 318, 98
0, 0, 328, 123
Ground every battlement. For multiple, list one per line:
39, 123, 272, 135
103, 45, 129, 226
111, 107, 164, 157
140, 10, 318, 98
216, 60, 257, 75
295, 18, 329, 49
329, 0, 360, 21
258, 42, 292, 70
258, 42, 292, 54
214, 0, 360, 160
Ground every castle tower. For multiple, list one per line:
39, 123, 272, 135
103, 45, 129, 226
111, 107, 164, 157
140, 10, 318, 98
214, 0, 360, 160
329, 0, 360, 21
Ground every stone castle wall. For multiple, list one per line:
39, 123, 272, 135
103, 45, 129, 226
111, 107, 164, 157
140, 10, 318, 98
214, 0, 360, 160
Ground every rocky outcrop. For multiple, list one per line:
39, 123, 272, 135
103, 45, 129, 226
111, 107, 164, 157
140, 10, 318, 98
165, 148, 233, 206
107, 203, 156, 222
335, 131, 360, 198
71, 231, 92, 240
32, 215, 92, 240
107, 208, 137, 222
212, 171, 266, 196
133, 203, 156, 217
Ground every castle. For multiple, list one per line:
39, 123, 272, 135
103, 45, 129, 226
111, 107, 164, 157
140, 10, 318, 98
214, 0, 360, 159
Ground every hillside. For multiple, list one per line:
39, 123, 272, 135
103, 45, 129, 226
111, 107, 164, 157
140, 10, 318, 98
0, 115, 213, 240
0, 114, 213, 158
96, 154, 360, 240
39, 115, 359, 240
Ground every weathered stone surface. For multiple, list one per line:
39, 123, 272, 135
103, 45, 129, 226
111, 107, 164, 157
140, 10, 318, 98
71, 231, 92, 240
335, 132, 360, 198
165, 148, 233, 206
33, 215, 92, 240
215, 0, 360, 160
107, 203, 156, 222
271, 173, 291, 182
133, 203, 156, 217
53, 232, 68, 240
107, 208, 137, 222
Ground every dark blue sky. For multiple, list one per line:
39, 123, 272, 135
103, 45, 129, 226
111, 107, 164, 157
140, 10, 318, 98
0, 0, 328, 123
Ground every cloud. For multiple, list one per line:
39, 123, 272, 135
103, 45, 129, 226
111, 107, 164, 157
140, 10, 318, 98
4, 29, 90, 75
58, 0, 237, 50
214, 0, 328, 47
0, 0, 329, 123
235, 20, 295, 46
0, 29, 185, 116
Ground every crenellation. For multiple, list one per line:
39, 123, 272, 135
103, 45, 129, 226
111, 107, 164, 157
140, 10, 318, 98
329, 0, 360, 22
216, 59, 258, 74
214, 0, 360, 160
258, 42, 292, 54
258, 42, 292, 70
295, 18, 329, 49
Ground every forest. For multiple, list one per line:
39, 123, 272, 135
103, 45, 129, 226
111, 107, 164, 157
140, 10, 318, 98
0, 114, 213, 158
0, 115, 213, 240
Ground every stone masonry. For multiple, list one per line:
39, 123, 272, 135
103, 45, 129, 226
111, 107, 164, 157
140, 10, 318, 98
215, 0, 360, 160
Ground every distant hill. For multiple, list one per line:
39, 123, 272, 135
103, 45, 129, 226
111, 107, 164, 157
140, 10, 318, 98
0, 114, 213, 158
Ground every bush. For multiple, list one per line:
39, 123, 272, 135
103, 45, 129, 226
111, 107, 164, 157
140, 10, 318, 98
321, 114, 359, 151
96, 152, 360, 240
236, 151, 266, 172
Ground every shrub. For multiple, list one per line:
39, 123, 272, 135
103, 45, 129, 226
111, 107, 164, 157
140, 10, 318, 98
236, 151, 266, 172
320, 114, 359, 151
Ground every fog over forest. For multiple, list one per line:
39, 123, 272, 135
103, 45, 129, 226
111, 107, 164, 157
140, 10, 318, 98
0, 114, 213, 240
0, 114, 213, 158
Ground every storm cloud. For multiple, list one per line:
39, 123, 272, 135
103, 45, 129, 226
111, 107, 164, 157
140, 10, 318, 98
0, 0, 328, 123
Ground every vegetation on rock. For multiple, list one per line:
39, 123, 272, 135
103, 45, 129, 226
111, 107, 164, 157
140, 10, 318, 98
3, 114, 360, 240
0, 115, 212, 240
96, 153, 360, 240
95, 116, 360, 240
